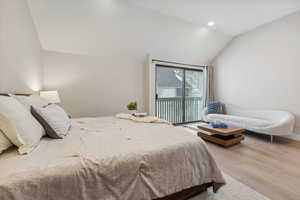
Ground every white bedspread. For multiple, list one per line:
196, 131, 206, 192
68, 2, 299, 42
0, 117, 225, 200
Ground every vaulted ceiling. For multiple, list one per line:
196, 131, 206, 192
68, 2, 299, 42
27, 0, 300, 63
126, 0, 300, 35
27, 0, 232, 64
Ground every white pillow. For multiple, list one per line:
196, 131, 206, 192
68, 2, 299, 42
11, 94, 49, 136
0, 130, 13, 154
31, 104, 71, 139
0, 96, 45, 154
11, 94, 49, 110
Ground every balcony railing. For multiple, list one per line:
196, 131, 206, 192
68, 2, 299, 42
156, 97, 203, 124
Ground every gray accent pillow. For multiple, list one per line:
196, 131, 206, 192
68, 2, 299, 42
31, 104, 71, 139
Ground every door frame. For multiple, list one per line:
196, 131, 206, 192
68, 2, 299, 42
147, 56, 206, 123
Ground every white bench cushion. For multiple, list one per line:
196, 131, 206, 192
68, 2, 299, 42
207, 114, 273, 128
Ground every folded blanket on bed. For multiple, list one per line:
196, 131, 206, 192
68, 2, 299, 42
116, 113, 169, 124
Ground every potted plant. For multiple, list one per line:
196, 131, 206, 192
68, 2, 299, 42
127, 101, 137, 114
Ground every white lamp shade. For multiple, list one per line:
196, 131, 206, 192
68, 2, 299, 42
40, 91, 61, 104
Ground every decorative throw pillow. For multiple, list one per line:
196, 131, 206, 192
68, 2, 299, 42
11, 94, 49, 110
0, 130, 13, 154
207, 101, 226, 114
31, 104, 71, 139
0, 96, 45, 154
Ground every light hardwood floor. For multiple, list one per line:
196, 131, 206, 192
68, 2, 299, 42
206, 132, 300, 200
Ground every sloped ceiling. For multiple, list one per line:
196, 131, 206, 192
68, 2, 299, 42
126, 0, 300, 35
27, 0, 231, 64
27, 0, 300, 62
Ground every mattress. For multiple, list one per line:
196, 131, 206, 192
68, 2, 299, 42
0, 117, 225, 200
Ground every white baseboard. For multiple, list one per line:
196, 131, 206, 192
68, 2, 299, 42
284, 134, 300, 141
283, 127, 300, 141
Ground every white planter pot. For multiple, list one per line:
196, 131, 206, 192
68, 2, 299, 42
129, 110, 137, 115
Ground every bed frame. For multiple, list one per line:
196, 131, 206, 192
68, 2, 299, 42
154, 183, 212, 200
0, 93, 31, 96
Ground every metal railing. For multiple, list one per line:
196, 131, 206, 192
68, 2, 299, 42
156, 97, 203, 124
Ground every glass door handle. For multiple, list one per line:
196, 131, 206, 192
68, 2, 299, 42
155, 94, 158, 100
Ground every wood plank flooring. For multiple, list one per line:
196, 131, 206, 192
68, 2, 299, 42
205, 132, 300, 200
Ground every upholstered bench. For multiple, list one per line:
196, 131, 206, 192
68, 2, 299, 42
202, 104, 295, 143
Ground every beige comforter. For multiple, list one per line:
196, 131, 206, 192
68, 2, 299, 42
0, 117, 225, 200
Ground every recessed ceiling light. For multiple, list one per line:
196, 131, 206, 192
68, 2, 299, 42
207, 21, 215, 27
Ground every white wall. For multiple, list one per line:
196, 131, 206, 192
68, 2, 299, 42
28, 0, 231, 117
0, 0, 43, 93
213, 11, 300, 138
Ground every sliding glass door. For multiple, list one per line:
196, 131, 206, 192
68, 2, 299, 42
155, 65, 204, 124
184, 70, 203, 123
156, 66, 184, 124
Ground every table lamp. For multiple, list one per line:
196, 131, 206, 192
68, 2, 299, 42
39, 91, 61, 104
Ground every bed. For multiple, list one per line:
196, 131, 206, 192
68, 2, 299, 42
0, 116, 225, 200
